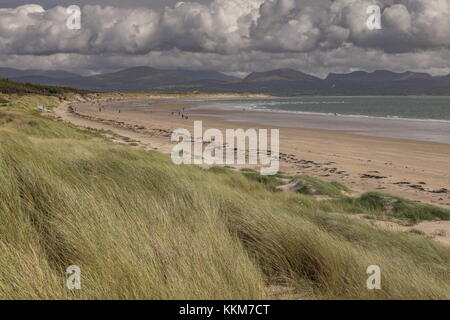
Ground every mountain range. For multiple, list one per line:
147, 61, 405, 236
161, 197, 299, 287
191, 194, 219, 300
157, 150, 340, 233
1, 67, 449, 95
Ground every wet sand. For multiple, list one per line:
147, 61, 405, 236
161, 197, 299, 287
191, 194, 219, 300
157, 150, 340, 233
55, 97, 450, 211
189, 103, 450, 144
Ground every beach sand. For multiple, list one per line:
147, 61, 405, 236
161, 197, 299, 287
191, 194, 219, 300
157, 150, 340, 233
55, 96, 450, 212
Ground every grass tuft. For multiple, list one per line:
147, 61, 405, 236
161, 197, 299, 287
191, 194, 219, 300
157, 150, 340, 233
291, 176, 348, 197
329, 192, 450, 223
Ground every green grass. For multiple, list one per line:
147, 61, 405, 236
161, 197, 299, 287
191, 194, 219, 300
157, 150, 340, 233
277, 176, 450, 223
291, 176, 348, 197
409, 229, 426, 236
239, 168, 285, 192
322, 192, 450, 223
0, 94, 449, 300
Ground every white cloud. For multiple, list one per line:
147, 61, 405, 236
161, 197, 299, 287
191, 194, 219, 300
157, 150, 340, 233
0, 0, 448, 75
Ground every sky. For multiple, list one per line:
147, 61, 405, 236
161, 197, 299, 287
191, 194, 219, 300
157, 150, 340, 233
0, 0, 449, 77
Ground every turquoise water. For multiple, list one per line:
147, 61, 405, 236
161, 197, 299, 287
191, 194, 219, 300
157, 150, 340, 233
208, 97, 450, 121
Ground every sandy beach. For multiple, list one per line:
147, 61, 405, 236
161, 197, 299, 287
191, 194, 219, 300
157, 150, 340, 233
55, 96, 450, 212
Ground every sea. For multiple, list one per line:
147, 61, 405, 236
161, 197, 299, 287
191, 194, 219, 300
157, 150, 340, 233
197, 96, 450, 121
186, 96, 450, 144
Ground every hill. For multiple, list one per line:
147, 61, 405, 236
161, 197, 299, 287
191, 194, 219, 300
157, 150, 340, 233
244, 68, 321, 82
1, 66, 449, 95
0, 78, 89, 96
0, 67, 239, 92
0, 67, 79, 79
326, 70, 433, 81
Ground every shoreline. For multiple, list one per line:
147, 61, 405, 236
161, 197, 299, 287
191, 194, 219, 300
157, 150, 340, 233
201, 106, 450, 124
190, 107, 450, 144
189, 98, 450, 144
54, 97, 450, 211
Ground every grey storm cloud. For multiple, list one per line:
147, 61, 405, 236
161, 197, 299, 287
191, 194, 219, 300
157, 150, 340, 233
250, 0, 450, 53
1, 0, 449, 55
0, 0, 449, 75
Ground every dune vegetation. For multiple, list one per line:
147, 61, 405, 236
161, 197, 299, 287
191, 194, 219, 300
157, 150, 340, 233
0, 79, 88, 96
0, 92, 449, 300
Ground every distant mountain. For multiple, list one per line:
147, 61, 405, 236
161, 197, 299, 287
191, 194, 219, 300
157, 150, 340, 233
245, 68, 320, 82
0, 66, 240, 92
10, 75, 67, 86
85, 67, 189, 90
435, 74, 450, 81
0, 68, 80, 79
83, 67, 238, 90
173, 69, 239, 82
1, 66, 449, 95
326, 70, 433, 81
28, 70, 80, 79
394, 71, 433, 81
0, 78, 88, 96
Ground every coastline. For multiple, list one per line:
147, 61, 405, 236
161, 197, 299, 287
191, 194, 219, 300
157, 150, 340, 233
189, 107, 450, 144
54, 96, 450, 211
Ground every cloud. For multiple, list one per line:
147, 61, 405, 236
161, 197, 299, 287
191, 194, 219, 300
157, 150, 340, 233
159, 0, 263, 54
0, 1, 262, 55
0, 1, 448, 75
343, 0, 450, 53
250, 0, 450, 53
0, 5, 162, 55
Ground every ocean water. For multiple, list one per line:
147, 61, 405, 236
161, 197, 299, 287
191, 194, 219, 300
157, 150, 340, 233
183, 96, 450, 144
202, 96, 450, 122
